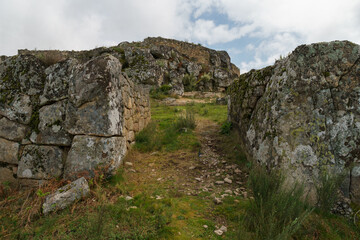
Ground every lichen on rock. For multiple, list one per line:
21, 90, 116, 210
228, 40, 360, 203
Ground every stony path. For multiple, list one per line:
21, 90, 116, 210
191, 119, 247, 201
123, 118, 248, 205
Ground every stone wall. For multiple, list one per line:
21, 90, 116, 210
228, 40, 360, 203
18, 37, 240, 96
0, 53, 150, 186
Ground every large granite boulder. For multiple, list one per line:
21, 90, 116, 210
228, 40, 360, 203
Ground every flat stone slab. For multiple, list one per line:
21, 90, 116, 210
42, 177, 90, 215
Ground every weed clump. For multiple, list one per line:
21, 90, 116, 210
174, 110, 196, 131
150, 85, 173, 100
183, 73, 197, 91
315, 171, 345, 212
245, 165, 312, 239
220, 121, 232, 135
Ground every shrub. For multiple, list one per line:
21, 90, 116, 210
37, 51, 65, 66
220, 121, 232, 135
149, 85, 173, 100
245, 165, 312, 239
198, 72, 211, 83
182, 73, 197, 92
315, 171, 345, 212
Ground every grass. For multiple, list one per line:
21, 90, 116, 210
315, 171, 346, 212
244, 166, 312, 239
1, 100, 360, 239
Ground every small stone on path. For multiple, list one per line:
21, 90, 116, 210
220, 226, 227, 232
224, 178, 232, 184
214, 229, 223, 236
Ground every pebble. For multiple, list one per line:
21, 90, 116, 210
215, 181, 224, 185
203, 225, 208, 229
220, 226, 227, 232
214, 229, 223, 236
221, 194, 229, 198
125, 162, 133, 166
224, 178, 232, 184
214, 197, 222, 204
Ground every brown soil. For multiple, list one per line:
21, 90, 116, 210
123, 118, 247, 200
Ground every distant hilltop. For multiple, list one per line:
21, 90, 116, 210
15, 37, 240, 95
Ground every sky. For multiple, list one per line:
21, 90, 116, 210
0, 0, 360, 72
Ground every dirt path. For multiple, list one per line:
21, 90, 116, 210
123, 117, 247, 212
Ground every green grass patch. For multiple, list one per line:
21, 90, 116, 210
244, 166, 312, 239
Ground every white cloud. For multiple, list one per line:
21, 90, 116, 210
0, 0, 359, 71
189, 19, 255, 45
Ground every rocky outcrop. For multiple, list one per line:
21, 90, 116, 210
19, 37, 239, 96
228, 40, 360, 203
0, 52, 150, 185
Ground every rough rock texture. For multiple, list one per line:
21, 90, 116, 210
42, 177, 90, 215
0, 138, 19, 164
64, 135, 126, 180
17, 145, 64, 179
0, 50, 150, 184
228, 40, 360, 203
19, 37, 239, 95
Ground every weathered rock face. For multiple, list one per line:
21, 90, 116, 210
228, 40, 360, 203
64, 135, 126, 180
0, 51, 150, 185
19, 37, 239, 95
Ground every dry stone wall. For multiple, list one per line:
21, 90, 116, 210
228, 40, 360, 203
0, 53, 150, 186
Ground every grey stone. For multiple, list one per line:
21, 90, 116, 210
64, 55, 124, 136
31, 100, 71, 146
0, 94, 32, 124
18, 145, 64, 179
0, 138, 19, 164
64, 135, 126, 180
0, 117, 29, 141
42, 177, 90, 215
40, 59, 78, 105
228, 40, 360, 203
